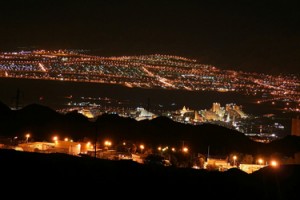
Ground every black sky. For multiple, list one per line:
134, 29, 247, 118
0, 0, 299, 74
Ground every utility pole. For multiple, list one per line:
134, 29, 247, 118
89, 116, 98, 158
207, 145, 210, 159
94, 119, 98, 158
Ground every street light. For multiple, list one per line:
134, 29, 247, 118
270, 160, 278, 167
233, 155, 237, 166
88, 116, 98, 158
53, 136, 58, 145
182, 147, 188, 153
258, 158, 264, 165
104, 140, 112, 146
25, 133, 30, 143
140, 144, 145, 153
104, 140, 112, 150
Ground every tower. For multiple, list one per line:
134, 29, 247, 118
212, 102, 220, 113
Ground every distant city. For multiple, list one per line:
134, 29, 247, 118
0, 49, 299, 142
1, 50, 300, 176
57, 97, 288, 143
0, 49, 299, 113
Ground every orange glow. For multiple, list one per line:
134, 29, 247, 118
53, 136, 58, 141
140, 144, 145, 150
270, 160, 278, 167
182, 147, 188, 153
64, 137, 69, 142
104, 140, 112, 146
86, 142, 91, 147
25, 133, 30, 143
233, 155, 237, 166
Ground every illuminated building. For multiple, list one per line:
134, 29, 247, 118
78, 109, 94, 118
212, 102, 221, 113
194, 111, 203, 122
135, 107, 156, 121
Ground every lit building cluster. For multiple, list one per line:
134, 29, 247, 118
57, 99, 286, 142
0, 50, 299, 107
168, 103, 247, 124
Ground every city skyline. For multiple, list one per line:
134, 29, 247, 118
0, 0, 299, 74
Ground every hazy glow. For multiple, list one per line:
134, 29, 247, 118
183, 147, 188, 153
271, 160, 278, 167
104, 140, 112, 146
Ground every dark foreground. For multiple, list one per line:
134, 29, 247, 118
1, 149, 300, 199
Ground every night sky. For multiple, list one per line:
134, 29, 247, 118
0, 0, 299, 74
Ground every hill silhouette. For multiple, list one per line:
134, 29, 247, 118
0, 103, 93, 141
0, 102, 300, 157
0, 100, 11, 119
96, 114, 259, 155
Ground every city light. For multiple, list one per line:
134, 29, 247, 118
64, 137, 69, 142
162, 146, 168, 152
53, 136, 58, 141
0, 50, 298, 110
233, 155, 237, 166
25, 133, 30, 143
86, 142, 91, 147
182, 147, 188, 153
140, 144, 145, 150
270, 160, 278, 167
104, 140, 112, 147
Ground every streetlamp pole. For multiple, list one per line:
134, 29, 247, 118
233, 155, 237, 167
94, 119, 98, 158
88, 116, 98, 158
25, 133, 30, 143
